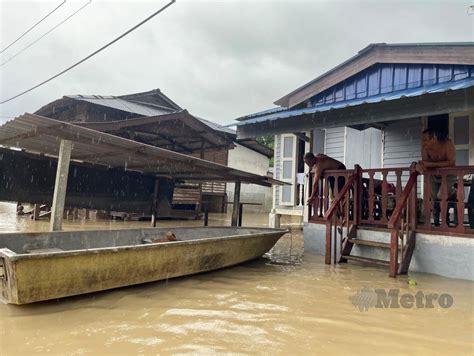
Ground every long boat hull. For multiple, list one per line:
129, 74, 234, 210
0, 227, 287, 304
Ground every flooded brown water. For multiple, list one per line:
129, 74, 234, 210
0, 202, 473, 355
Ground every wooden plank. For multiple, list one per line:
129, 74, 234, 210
50, 139, 73, 231
348, 239, 390, 248
344, 255, 390, 267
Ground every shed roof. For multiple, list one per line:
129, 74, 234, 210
36, 91, 272, 157
0, 114, 281, 187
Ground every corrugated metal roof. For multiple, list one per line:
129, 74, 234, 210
66, 95, 239, 137
64, 95, 272, 156
0, 114, 282, 187
66, 95, 173, 117
236, 107, 287, 121
236, 77, 474, 126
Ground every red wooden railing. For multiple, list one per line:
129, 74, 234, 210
419, 166, 474, 235
308, 169, 356, 223
387, 165, 418, 277
360, 167, 413, 226
322, 168, 359, 265
309, 164, 474, 237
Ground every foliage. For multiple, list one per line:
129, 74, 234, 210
256, 135, 274, 167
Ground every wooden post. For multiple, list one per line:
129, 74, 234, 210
389, 229, 399, 277
238, 203, 243, 227
203, 202, 209, 226
32, 204, 41, 220
231, 180, 241, 226
50, 139, 72, 231
151, 178, 160, 227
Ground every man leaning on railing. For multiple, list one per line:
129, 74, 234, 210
304, 152, 346, 205
415, 128, 456, 226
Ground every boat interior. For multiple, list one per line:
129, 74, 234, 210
0, 227, 283, 255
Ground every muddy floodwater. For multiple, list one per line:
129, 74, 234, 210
0, 202, 473, 355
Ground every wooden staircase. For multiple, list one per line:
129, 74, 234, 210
323, 165, 419, 277
338, 226, 416, 276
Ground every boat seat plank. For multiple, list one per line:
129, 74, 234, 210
26, 248, 65, 254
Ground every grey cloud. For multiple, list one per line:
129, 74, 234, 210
0, 0, 472, 125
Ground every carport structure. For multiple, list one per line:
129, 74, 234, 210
0, 114, 282, 230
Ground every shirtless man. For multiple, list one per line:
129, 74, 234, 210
416, 128, 456, 225
304, 152, 346, 204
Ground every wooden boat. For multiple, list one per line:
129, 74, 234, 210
0, 227, 287, 304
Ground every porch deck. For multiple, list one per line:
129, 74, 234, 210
307, 164, 473, 277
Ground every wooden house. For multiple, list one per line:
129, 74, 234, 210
35, 89, 272, 217
236, 42, 474, 279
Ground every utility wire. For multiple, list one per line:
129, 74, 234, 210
0, 1, 67, 54
0, 0, 176, 105
1, 0, 92, 67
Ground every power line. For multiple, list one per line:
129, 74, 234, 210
1, 0, 92, 67
0, 1, 67, 54
0, 0, 176, 105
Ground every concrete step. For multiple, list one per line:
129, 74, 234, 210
343, 255, 390, 267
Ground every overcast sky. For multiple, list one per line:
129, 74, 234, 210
0, 0, 473, 126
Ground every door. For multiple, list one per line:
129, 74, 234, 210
280, 134, 297, 206
450, 112, 474, 165
345, 127, 382, 169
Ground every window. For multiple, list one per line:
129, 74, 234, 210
279, 134, 297, 205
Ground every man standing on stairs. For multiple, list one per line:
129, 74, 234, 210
416, 128, 457, 226
304, 152, 346, 205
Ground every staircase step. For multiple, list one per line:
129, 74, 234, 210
342, 255, 390, 267
348, 239, 390, 249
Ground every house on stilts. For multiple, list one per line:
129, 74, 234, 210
34, 89, 273, 218
236, 42, 474, 280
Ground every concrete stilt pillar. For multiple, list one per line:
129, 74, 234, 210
50, 139, 72, 231
269, 209, 281, 228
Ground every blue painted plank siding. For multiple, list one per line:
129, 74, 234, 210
309, 64, 474, 107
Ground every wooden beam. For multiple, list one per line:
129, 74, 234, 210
126, 129, 193, 153
50, 139, 73, 231
231, 180, 241, 226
